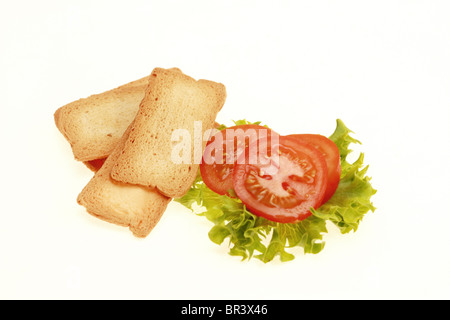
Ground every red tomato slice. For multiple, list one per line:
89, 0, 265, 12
200, 124, 278, 196
86, 158, 106, 171
287, 134, 341, 204
232, 136, 328, 223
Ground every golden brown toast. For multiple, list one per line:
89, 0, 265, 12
110, 68, 226, 198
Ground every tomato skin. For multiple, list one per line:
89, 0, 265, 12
200, 124, 278, 196
232, 136, 328, 223
287, 134, 341, 204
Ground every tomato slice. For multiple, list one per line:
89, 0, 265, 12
86, 158, 106, 172
200, 124, 278, 196
232, 136, 328, 223
287, 134, 341, 204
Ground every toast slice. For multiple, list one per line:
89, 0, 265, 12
77, 124, 171, 238
54, 76, 150, 162
110, 68, 226, 198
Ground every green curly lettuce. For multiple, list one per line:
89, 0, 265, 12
175, 119, 376, 263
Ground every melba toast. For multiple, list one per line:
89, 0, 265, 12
111, 68, 227, 198
55, 67, 226, 238
77, 124, 171, 238
54, 76, 149, 162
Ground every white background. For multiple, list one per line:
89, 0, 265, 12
1, 0, 449, 300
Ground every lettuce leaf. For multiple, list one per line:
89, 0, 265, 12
312, 119, 377, 233
175, 119, 376, 263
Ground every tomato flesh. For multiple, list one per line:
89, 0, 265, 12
287, 134, 341, 204
86, 158, 106, 171
200, 124, 278, 196
232, 136, 328, 223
